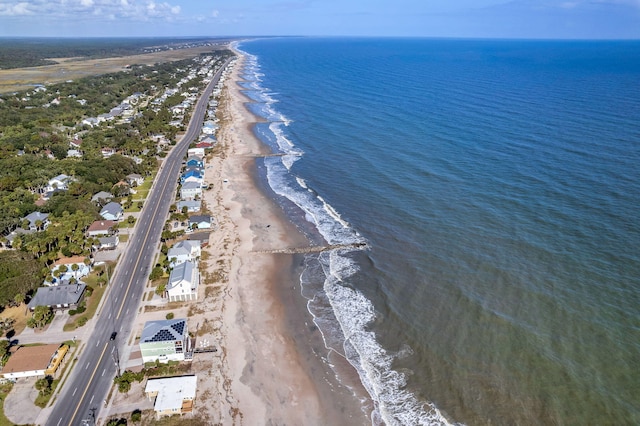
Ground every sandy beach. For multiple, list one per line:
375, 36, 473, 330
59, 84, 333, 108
190, 50, 370, 425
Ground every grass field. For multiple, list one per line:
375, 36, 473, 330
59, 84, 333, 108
0, 304, 29, 337
0, 45, 224, 94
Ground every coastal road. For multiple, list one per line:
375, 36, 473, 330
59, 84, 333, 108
45, 56, 233, 426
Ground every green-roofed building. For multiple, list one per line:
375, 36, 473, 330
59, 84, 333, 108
139, 319, 189, 363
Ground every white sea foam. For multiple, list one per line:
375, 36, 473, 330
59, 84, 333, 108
318, 250, 457, 426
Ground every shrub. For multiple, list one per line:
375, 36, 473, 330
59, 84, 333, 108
165, 312, 174, 320
77, 317, 88, 326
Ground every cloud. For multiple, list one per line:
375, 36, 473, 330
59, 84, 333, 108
0, 0, 183, 20
0, 2, 34, 15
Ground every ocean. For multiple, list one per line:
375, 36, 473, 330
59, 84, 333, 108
236, 38, 640, 425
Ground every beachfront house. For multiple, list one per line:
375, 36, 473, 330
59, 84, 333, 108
188, 215, 214, 230
139, 319, 189, 363
187, 147, 205, 159
180, 170, 203, 185
176, 200, 201, 213
167, 240, 201, 266
180, 181, 202, 200
145, 375, 197, 419
166, 261, 199, 302
185, 156, 204, 169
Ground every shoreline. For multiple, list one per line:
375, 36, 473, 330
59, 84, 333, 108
199, 49, 370, 424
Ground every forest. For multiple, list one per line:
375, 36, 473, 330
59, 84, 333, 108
0, 46, 233, 306
0, 37, 227, 69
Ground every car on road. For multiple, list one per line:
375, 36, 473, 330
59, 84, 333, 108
110, 332, 117, 340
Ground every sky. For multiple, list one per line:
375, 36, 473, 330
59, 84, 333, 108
0, 0, 639, 39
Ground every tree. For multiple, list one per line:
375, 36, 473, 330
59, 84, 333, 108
35, 375, 54, 397
149, 266, 163, 281
14, 293, 25, 306
131, 409, 142, 423
28, 305, 54, 329
155, 282, 166, 297
0, 339, 9, 364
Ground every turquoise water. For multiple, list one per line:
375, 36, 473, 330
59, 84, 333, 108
238, 38, 640, 425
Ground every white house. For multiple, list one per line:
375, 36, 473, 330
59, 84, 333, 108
167, 261, 199, 302
126, 173, 144, 187
180, 181, 202, 200
46, 174, 72, 192
101, 148, 116, 158
66, 149, 83, 158
167, 240, 201, 266
188, 215, 214, 230
145, 375, 197, 419
187, 147, 205, 159
176, 200, 201, 213
82, 117, 99, 127
100, 202, 124, 221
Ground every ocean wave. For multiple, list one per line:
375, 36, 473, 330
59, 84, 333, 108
318, 250, 457, 426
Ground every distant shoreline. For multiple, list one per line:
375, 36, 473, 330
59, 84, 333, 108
0, 40, 235, 94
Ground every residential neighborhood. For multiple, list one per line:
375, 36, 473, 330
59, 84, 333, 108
0, 44, 231, 425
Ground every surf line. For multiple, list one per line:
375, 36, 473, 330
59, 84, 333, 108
254, 242, 367, 255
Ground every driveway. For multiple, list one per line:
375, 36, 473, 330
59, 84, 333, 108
4, 377, 42, 425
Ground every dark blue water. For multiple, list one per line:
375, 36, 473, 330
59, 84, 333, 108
238, 38, 640, 425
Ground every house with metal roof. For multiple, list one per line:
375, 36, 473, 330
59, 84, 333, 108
91, 191, 113, 205
139, 319, 189, 363
179, 181, 202, 200
145, 375, 197, 419
167, 240, 201, 266
23, 211, 50, 231
100, 202, 124, 221
28, 283, 86, 311
167, 261, 199, 302
176, 200, 201, 213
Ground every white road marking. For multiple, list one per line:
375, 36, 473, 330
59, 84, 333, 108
96, 340, 100, 347
102, 369, 106, 377
90, 395, 94, 404
85, 362, 90, 370
72, 387, 77, 396
56, 418, 63, 426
